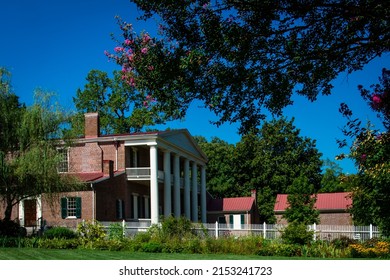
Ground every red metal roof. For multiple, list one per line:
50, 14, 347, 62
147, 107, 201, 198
72, 172, 105, 182
208, 197, 255, 212
274, 192, 352, 212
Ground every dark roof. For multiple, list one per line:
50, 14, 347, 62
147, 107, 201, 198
274, 192, 352, 212
208, 197, 255, 212
67, 170, 125, 183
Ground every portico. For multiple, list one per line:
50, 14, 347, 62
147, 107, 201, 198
124, 130, 208, 224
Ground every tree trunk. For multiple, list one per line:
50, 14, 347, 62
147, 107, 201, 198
3, 197, 14, 221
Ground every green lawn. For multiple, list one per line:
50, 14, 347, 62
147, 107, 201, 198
0, 248, 303, 260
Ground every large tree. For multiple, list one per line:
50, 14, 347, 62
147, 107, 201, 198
0, 85, 80, 221
233, 117, 323, 222
73, 69, 179, 135
339, 68, 390, 235
194, 136, 236, 198
107, 0, 389, 134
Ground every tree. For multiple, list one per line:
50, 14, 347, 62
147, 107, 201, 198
338, 68, 390, 235
283, 174, 319, 225
194, 136, 235, 198
0, 68, 25, 153
73, 69, 177, 135
319, 159, 349, 193
0, 87, 81, 221
233, 117, 323, 222
108, 0, 389, 134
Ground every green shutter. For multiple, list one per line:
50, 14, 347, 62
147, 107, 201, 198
241, 214, 245, 225
61, 197, 67, 219
229, 215, 233, 225
75, 197, 82, 218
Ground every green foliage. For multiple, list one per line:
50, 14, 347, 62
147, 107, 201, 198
0, 81, 82, 221
194, 136, 235, 198
73, 69, 178, 135
37, 238, 80, 250
281, 221, 314, 245
349, 239, 390, 258
234, 118, 323, 222
339, 69, 390, 236
110, 1, 388, 133
331, 236, 358, 250
43, 227, 77, 240
283, 174, 320, 224
76, 221, 107, 247
0, 220, 26, 237
107, 223, 124, 240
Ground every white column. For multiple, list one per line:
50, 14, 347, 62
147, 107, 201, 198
144, 196, 150, 219
133, 194, 139, 219
163, 150, 172, 217
184, 159, 191, 220
149, 145, 159, 224
173, 154, 181, 217
132, 147, 138, 167
191, 162, 198, 222
201, 165, 207, 223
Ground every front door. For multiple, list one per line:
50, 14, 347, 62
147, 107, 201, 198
24, 199, 37, 227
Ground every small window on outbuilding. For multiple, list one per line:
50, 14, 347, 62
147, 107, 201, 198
61, 197, 81, 219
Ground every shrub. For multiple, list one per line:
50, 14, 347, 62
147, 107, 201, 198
141, 241, 163, 253
331, 236, 357, 249
281, 221, 314, 245
37, 238, 80, 249
160, 216, 194, 239
77, 221, 106, 241
43, 227, 77, 240
108, 223, 124, 240
0, 220, 26, 237
349, 239, 390, 258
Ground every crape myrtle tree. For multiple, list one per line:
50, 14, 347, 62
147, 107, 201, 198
0, 80, 81, 222
73, 69, 178, 135
233, 117, 323, 223
338, 68, 390, 235
107, 0, 389, 134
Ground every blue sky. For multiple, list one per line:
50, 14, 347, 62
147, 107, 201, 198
1, 0, 389, 174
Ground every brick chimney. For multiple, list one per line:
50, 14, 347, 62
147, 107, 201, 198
84, 112, 99, 138
251, 189, 257, 203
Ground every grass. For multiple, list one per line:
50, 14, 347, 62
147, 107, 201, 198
0, 248, 312, 260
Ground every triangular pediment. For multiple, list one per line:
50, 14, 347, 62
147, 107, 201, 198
159, 130, 207, 162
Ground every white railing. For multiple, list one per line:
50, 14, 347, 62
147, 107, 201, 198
125, 168, 165, 180
99, 221, 381, 241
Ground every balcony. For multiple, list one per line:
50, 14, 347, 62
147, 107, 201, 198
126, 168, 165, 181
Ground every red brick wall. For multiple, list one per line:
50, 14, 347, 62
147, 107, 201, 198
275, 212, 353, 225
95, 173, 128, 221
69, 143, 103, 173
41, 191, 94, 228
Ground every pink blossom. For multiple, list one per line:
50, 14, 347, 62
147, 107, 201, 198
114, 47, 124, 52
372, 94, 382, 104
361, 154, 367, 160
141, 47, 148, 54
124, 39, 133, 45
142, 34, 151, 43
147, 65, 154, 71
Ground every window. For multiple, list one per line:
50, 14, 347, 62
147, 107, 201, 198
61, 197, 81, 219
58, 148, 69, 173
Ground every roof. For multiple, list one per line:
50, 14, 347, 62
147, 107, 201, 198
73, 172, 104, 183
67, 170, 125, 183
274, 192, 352, 212
208, 197, 256, 212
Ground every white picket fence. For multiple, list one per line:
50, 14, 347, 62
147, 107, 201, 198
99, 220, 381, 241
